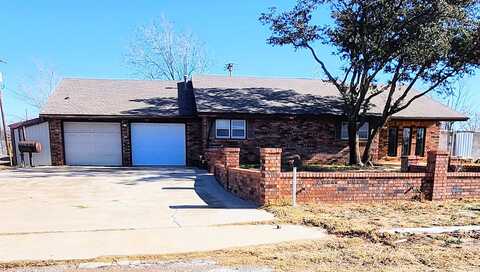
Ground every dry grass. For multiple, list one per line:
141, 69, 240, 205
208, 232, 480, 272
265, 200, 480, 240
5, 233, 478, 272
3, 200, 479, 271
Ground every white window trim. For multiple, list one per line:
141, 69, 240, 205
231, 119, 246, 139
215, 119, 246, 139
341, 122, 369, 140
215, 119, 231, 139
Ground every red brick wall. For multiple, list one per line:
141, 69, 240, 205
186, 119, 203, 166
446, 173, 480, 199
274, 172, 431, 203
121, 120, 132, 167
203, 117, 437, 165
203, 116, 377, 165
378, 120, 440, 160
48, 119, 64, 166
226, 168, 262, 203
211, 148, 480, 205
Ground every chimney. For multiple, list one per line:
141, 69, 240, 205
177, 77, 195, 116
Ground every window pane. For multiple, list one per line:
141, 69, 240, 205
415, 128, 426, 156
231, 120, 245, 129
217, 129, 230, 137
341, 122, 369, 140
387, 128, 398, 156
232, 129, 245, 138
402, 128, 412, 156
231, 120, 246, 139
216, 119, 230, 138
216, 119, 230, 129
341, 122, 348, 140
358, 123, 369, 140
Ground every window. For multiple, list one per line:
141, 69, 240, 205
415, 127, 426, 156
402, 127, 412, 156
231, 120, 246, 139
341, 122, 369, 140
215, 119, 230, 139
387, 127, 398, 156
215, 119, 246, 139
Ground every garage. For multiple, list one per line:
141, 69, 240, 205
131, 123, 186, 166
64, 122, 122, 166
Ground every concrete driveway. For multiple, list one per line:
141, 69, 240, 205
0, 167, 271, 234
0, 167, 326, 262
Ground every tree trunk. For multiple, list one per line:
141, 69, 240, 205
361, 119, 388, 164
361, 125, 380, 164
348, 120, 363, 166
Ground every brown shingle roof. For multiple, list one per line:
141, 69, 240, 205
40, 75, 467, 121
193, 75, 467, 120
41, 78, 182, 117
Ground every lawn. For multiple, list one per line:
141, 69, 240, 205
175, 200, 480, 271
265, 200, 480, 240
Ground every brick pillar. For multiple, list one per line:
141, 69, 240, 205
259, 148, 282, 205
223, 147, 240, 168
427, 150, 449, 200
201, 117, 209, 153
48, 119, 64, 166
205, 147, 224, 173
121, 120, 132, 167
401, 155, 420, 172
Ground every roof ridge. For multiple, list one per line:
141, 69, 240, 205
61, 77, 180, 83
194, 74, 327, 81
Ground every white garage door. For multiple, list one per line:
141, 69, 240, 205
131, 123, 186, 166
64, 122, 122, 166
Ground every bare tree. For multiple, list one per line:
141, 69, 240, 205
434, 82, 480, 131
14, 63, 60, 111
126, 17, 208, 80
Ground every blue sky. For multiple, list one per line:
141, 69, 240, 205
1, 0, 479, 123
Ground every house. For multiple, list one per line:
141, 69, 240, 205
10, 75, 467, 167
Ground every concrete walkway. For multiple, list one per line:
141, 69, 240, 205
0, 167, 327, 263
0, 224, 326, 262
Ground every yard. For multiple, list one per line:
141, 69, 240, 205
4, 200, 479, 271
266, 200, 480, 240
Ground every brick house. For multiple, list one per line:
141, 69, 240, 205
10, 75, 466, 167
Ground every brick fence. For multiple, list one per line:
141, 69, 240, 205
208, 148, 480, 205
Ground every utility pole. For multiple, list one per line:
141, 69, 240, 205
0, 72, 11, 166
225, 63, 235, 77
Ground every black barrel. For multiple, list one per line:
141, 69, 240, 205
18, 141, 42, 153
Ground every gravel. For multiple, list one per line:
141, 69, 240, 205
4, 259, 273, 272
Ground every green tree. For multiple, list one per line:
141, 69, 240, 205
260, 0, 480, 165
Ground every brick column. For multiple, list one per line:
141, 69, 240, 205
260, 148, 282, 205
48, 119, 64, 166
121, 120, 132, 167
427, 150, 449, 200
205, 147, 224, 173
223, 147, 240, 168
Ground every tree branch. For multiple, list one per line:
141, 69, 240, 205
304, 43, 343, 93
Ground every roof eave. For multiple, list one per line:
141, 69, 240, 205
39, 113, 197, 120
390, 116, 469, 121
